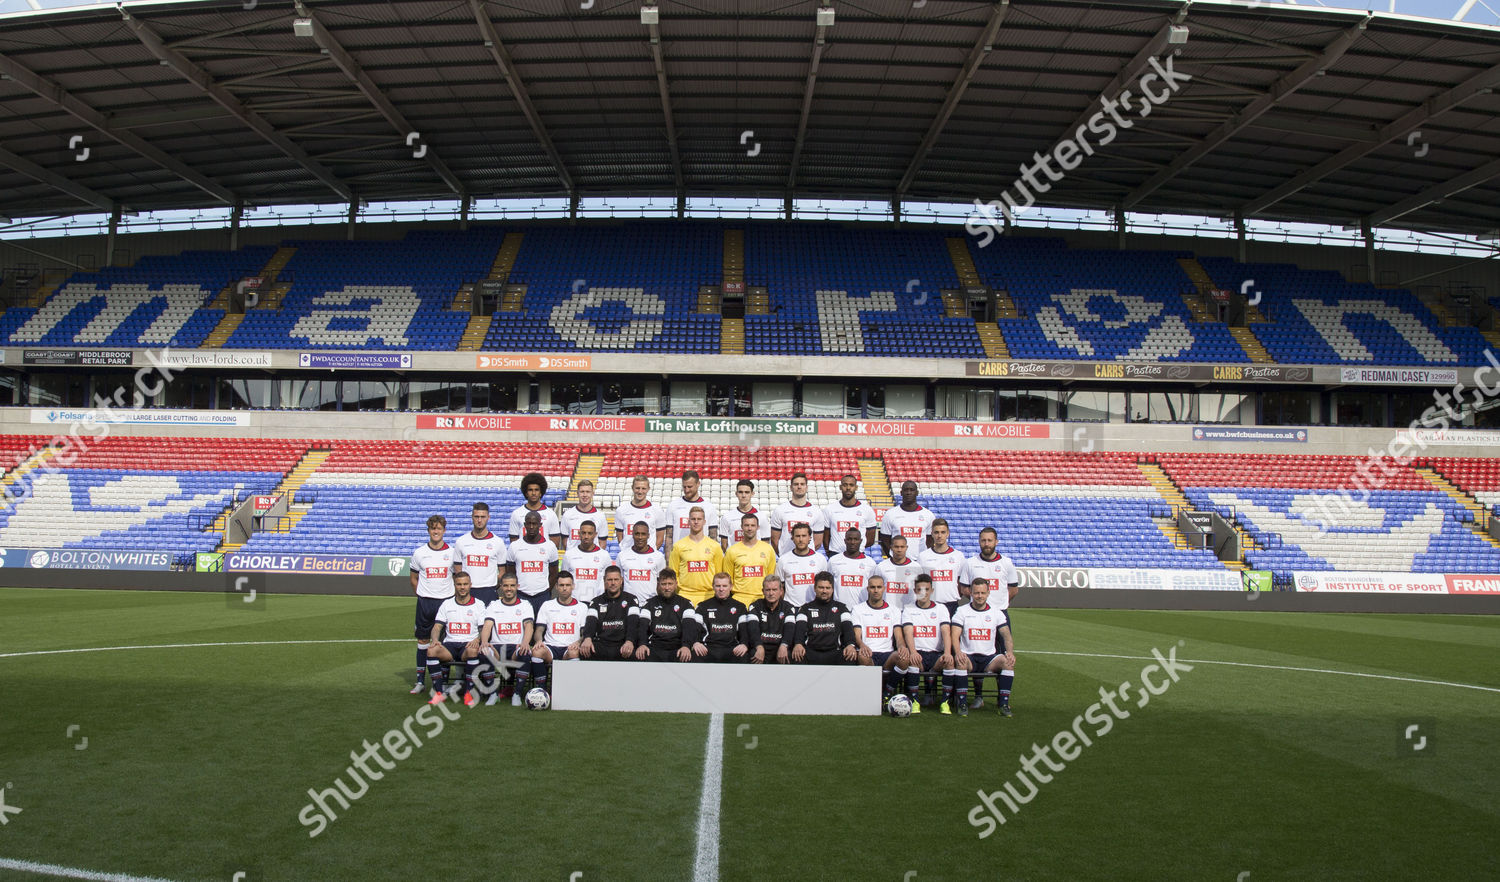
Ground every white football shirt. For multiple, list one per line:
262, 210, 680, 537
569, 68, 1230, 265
877, 557, 924, 610
879, 505, 936, 548
901, 603, 951, 653
434, 596, 488, 642
452, 531, 508, 589
963, 553, 1022, 611
561, 506, 608, 552
918, 546, 966, 604
823, 500, 877, 545
508, 504, 562, 542
852, 601, 903, 653
769, 500, 827, 553
485, 598, 533, 646
616, 545, 666, 597
536, 598, 589, 649
510, 537, 559, 598
950, 603, 1009, 656
563, 545, 614, 602
410, 541, 461, 599
668, 496, 720, 544
720, 506, 772, 545
827, 551, 878, 607
613, 499, 666, 543
774, 549, 829, 606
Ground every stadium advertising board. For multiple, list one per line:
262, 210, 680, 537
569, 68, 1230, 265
213, 552, 410, 575
966, 361, 1313, 383
475, 354, 592, 370
1090, 568, 1243, 591
1242, 570, 1273, 592
224, 552, 374, 574
30, 408, 250, 426
253, 495, 279, 512
299, 353, 412, 369
415, 414, 1051, 438
1444, 575, 1500, 594
0, 548, 172, 570
1016, 567, 1240, 590
1407, 428, 1500, 446
1338, 367, 1459, 385
1192, 426, 1308, 442
152, 351, 274, 368
22, 348, 132, 366
1292, 572, 1448, 593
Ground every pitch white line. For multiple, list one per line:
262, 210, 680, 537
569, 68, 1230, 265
0, 857, 183, 882
0, 638, 407, 660
1027, 649, 1500, 695
692, 712, 724, 882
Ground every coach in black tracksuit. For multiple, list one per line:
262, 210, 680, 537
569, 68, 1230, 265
747, 574, 797, 664
634, 569, 702, 662
792, 571, 858, 665
692, 574, 754, 662
581, 566, 639, 661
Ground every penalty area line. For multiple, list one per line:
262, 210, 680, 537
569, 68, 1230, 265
0, 856, 184, 882
692, 712, 724, 882
1027, 648, 1500, 695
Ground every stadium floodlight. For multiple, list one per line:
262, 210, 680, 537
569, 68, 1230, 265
293, 17, 314, 37
640, 5, 658, 25
816, 6, 835, 26
1168, 24, 1188, 44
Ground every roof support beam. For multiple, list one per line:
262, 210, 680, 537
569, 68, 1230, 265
294, 2, 464, 196
896, 1, 1009, 195
0, 52, 236, 204
468, 0, 574, 195
1122, 16, 1369, 209
0, 145, 114, 211
117, 6, 352, 201
1242, 58, 1500, 216
1364, 156, 1500, 228
1024, 11, 1190, 195
643, 15, 682, 194
786, 7, 835, 191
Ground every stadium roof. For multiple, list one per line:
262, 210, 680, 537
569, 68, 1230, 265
3, 0, 1500, 235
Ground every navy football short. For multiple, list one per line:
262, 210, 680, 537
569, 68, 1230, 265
869, 650, 893, 667
440, 640, 474, 661
966, 652, 997, 673
918, 649, 945, 670
414, 596, 447, 640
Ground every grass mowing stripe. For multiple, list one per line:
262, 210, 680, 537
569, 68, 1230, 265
0, 857, 183, 882
1025, 648, 1500, 694
0, 639, 408, 660
693, 712, 724, 882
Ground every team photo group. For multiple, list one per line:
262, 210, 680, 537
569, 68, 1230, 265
409, 470, 1019, 717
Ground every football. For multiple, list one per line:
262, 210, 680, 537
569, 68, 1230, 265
887, 694, 913, 717
525, 687, 552, 710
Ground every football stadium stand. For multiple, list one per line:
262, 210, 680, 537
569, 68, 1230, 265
5, 439, 1496, 579
1, 225, 1491, 369
224, 230, 505, 350
972, 239, 1249, 363
1199, 257, 1492, 365
1160, 454, 1500, 575
482, 224, 721, 352
0, 246, 275, 348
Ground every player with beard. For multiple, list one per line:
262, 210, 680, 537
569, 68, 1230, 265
453, 502, 508, 605
822, 474, 877, 551
667, 470, 719, 544
774, 522, 828, 606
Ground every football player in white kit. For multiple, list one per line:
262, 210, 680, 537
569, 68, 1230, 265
427, 572, 489, 707
851, 575, 906, 706
510, 510, 560, 614
774, 523, 828, 606
613, 476, 666, 548
720, 479, 771, 549
408, 514, 461, 694
523, 572, 590, 700
563, 519, 613, 602
617, 520, 667, 598
509, 472, 563, 549
917, 519, 967, 613
877, 535, 923, 610
668, 470, 719, 544
479, 572, 533, 706
822, 474, 877, 551
827, 527, 879, 607
879, 480, 936, 556
453, 502, 508, 604
899, 575, 953, 714
769, 472, 826, 553
963, 527, 1021, 612
950, 578, 1016, 717
561, 480, 606, 552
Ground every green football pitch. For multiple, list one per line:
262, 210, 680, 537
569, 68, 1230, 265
1, 587, 1497, 882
